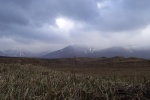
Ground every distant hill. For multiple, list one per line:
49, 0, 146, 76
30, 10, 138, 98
43, 45, 150, 59
1, 49, 49, 58
0, 51, 5, 56
43, 45, 95, 58
1, 46, 150, 59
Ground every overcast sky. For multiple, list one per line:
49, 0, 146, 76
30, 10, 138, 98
0, 0, 150, 52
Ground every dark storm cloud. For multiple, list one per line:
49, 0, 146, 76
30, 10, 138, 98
31, 0, 150, 32
0, 0, 150, 51
0, 0, 30, 25
0, 24, 67, 44
90, 0, 150, 31
0, 0, 99, 42
27, 0, 99, 26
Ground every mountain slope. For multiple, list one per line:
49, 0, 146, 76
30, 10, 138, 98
3, 50, 35, 57
91, 47, 132, 58
2, 49, 49, 57
43, 45, 95, 58
0, 51, 5, 56
43, 45, 150, 59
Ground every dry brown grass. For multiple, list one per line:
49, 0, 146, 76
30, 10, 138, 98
0, 57, 150, 99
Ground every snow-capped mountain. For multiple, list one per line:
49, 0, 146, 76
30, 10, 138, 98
43, 45, 150, 59
1, 45, 150, 59
0, 51, 5, 56
43, 45, 96, 58
3, 49, 34, 57
2, 49, 49, 57
87, 46, 150, 59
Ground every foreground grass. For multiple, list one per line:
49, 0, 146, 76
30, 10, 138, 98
0, 64, 150, 100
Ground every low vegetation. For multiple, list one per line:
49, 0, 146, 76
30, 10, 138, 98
0, 63, 150, 100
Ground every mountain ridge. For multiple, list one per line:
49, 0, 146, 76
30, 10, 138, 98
0, 49, 49, 57
43, 45, 150, 59
1, 45, 150, 59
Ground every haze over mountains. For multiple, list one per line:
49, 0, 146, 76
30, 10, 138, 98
0, 49, 49, 58
0, 0, 150, 59
0, 45, 150, 59
0, 51, 5, 56
43, 45, 150, 59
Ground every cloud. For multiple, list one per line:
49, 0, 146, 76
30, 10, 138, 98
91, 0, 150, 31
0, 0, 150, 51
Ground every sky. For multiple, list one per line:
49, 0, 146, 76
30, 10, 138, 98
0, 0, 150, 52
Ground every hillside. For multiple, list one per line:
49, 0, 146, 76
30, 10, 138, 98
0, 51, 5, 56
43, 45, 150, 59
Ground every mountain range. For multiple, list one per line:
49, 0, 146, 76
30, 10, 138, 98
0, 49, 49, 58
0, 45, 150, 59
0, 51, 5, 56
43, 45, 150, 59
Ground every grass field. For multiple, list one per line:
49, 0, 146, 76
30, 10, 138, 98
0, 57, 150, 99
